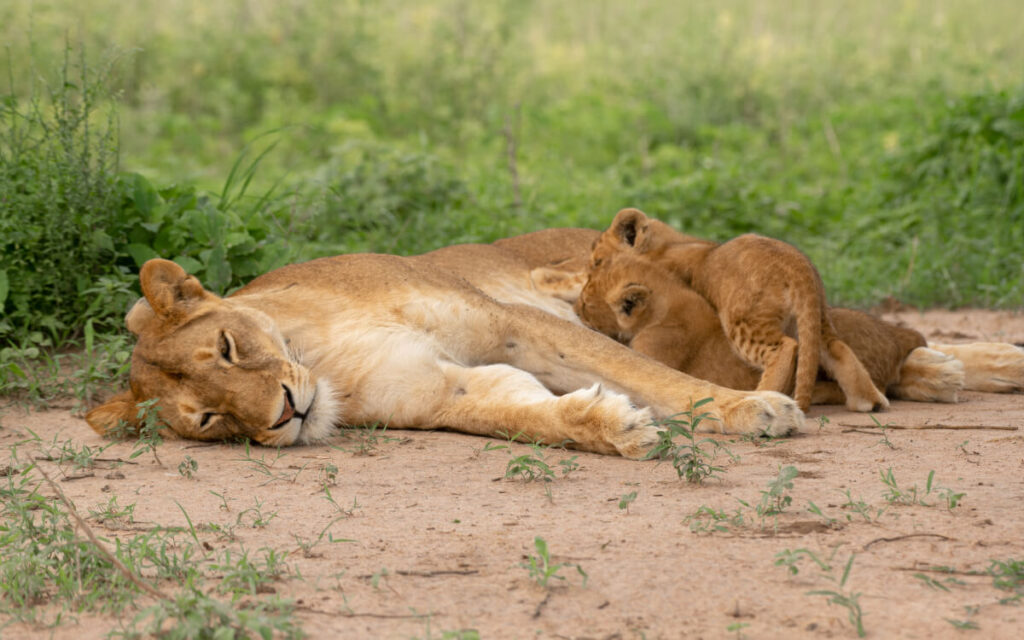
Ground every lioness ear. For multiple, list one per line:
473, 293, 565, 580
85, 391, 141, 436
139, 259, 211, 322
611, 208, 651, 251
530, 266, 586, 302
612, 283, 651, 328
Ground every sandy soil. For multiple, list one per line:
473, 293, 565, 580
2, 310, 1023, 639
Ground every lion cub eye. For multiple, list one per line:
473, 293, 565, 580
199, 413, 214, 429
218, 331, 237, 364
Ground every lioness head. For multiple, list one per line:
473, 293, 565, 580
86, 259, 335, 447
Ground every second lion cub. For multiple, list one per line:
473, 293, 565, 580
588, 208, 888, 412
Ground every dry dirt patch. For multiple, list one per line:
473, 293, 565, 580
2, 310, 1024, 639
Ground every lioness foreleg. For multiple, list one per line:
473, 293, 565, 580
429, 362, 659, 458
489, 304, 804, 437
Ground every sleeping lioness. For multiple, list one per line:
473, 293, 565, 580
85, 229, 804, 456
573, 251, 969, 404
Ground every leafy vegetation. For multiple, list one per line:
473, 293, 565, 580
521, 536, 587, 589
645, 399, 734, 483
989, 558, 1024, 602
0, 454, 301, 637
775, 548, 866, 637
757, 465, 799, 516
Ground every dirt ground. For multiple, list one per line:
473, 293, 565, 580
2, 310, 1023, 639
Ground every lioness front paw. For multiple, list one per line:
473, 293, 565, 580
718, 391, 803, 437
611, 406, 660, 460
560, 384, 658, 459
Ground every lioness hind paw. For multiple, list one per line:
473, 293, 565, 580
892, 347, 965, 403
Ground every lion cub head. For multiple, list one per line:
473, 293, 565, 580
86, 259, 334, 447
575, 253, 671, 341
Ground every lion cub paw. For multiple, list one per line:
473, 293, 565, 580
844, 387, 890, 413
720, 391, 804, 437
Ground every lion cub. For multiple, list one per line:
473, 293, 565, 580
589, 208, 888, 412
577, 251, 939, 405
579, 253, 762, 390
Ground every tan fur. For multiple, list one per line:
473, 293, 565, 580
928, 342, 1024, 394
588, 209, 889, 413
86, 230, 805, 457
589, 255, 761, 390
575, 252, 952, 405
891, 347, 965, 403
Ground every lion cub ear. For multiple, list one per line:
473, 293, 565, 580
139, 259, 212, 323
611, 208, 651, 252
85, 391, 141, 436
611, 283, 651, 330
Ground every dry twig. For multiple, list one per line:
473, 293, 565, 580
36, 464, 170, 602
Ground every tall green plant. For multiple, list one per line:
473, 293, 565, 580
0, 43, 122, 346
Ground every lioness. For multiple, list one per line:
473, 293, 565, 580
85, 229, 803, 456
587, 208, 889, 413
574, 251, 968, 404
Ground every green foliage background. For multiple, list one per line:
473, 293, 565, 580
1, 0, 1023, 397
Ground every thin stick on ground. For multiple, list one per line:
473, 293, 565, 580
862, 533, 953, 551
839, 423, 1017, 431
35, 464, 171, 602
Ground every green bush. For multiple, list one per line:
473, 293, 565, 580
0, 46, 122, 347
298, 141, 470, 254
109, 171, 293, 296
879, 88, 1024, 306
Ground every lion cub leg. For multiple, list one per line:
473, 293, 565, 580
810, 381, 847, 405
724, 318, 799, 399
430, 362, 660, 459
820, 337, 890, 412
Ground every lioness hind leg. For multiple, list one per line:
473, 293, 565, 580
928, 342, 1024, 393
889, 347, 964, 403
431, 362, 659, 459
821, 338, 890, 412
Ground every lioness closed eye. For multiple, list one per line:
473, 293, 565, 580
86, 230, 804, 455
